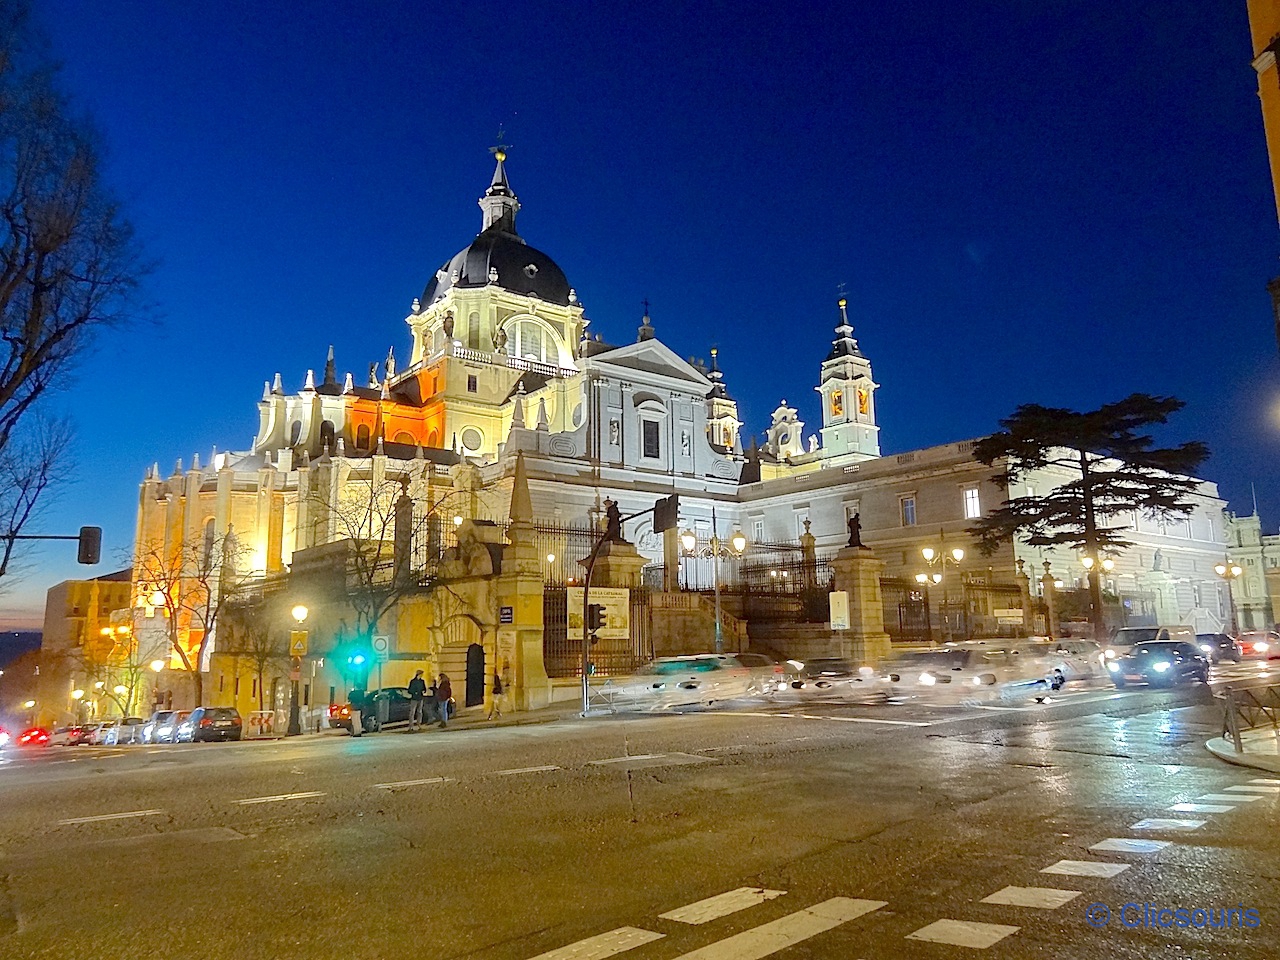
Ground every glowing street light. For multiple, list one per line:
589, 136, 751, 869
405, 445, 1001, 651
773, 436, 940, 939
150, 659, 166, 673
71, 689, 84, 700
291, 604, 309, 624
113, 685, 127, 696
679, 511, 748, 653
919, 534, 966, 642
1215, 559, 1244, 636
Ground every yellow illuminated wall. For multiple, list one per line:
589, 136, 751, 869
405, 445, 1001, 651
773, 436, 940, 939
1249, 0, 1280, 223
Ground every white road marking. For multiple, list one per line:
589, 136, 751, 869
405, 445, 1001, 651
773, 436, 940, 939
1131, 818, 1205, 831
731, 711, 930, 727
906, 919, 1020, 949
1249, 778, 1280, 785
58, 809, 164, 825
669, 897, 886, 959
1198, 793, 1263, 802
659, 887, 787, 925
1089, 838, 1169, 854
1170, 802, 1235, 813
1224, 785, 1280, 794
1041, 860, 1130, 878
980, 886, 1080, 909
589, 754, 665, 765
372, 777, 454, 789
526, 926, 663, 960
232, 791, 326, 805
492, 765, 560, 776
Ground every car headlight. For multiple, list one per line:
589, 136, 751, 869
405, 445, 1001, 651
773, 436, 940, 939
1152, 662, 1171, 672
971, 676, 983, 686
1104, 649, 1117, 659
1200, 644, 1212, 653
1256, 642, 1270, 652
858, 666, 875, 677
1106, 662, 1120, 672
919, 672, 936, 686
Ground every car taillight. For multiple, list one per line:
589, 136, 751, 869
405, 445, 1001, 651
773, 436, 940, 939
231, 717, 241, 725
200, 718, 212, 727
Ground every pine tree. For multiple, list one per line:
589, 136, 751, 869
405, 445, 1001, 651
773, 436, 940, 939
969, 394, 1209, 640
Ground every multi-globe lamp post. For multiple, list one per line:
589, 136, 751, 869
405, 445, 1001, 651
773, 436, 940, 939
679, 513, 748, 654
1214, 559, 1243, 636
916, 542, 964, 642
288, 604, 308, 736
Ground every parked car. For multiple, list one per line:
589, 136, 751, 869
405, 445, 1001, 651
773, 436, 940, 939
101, 717, 147, 745
1105, 641, 1209, 688
176, 706, 243, 742
1196, 632, 1242, 664
790, 657, 872, 692
1237, 631, 1279, 659
1104, 625, 1195, 660
623, 655, 754, 708
63, 723, 101, 746
16, 727, 50, 746
330, 687, 416, 732
734, 653, 797, 695
141, 710, 182, 743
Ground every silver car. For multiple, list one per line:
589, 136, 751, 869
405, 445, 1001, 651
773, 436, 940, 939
100, 717, 147, 745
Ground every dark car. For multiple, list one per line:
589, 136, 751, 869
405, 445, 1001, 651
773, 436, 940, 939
1196, 632, 1242, 664
790, 657, 869, 691
1105, 641, 1209, 688
332, 687, 414, 732
176, 706, 243, 742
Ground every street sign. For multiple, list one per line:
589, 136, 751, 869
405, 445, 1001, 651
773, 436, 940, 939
371, 634, 390, 664
289, 630, 308, 656
653, 494, 679, 533
500, 605, 514, 624
829, 591, 850, 631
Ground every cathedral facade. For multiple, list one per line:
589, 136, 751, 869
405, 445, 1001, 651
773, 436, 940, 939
130, 151, 1234, 717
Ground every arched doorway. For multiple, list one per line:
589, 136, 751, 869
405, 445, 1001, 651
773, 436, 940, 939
465, 643, 485, 707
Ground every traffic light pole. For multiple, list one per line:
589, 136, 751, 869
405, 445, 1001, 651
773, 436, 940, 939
581, 504, 658, 717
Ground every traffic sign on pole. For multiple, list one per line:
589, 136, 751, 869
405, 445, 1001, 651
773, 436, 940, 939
289, 630, 308, 656
371, 635, 390, 664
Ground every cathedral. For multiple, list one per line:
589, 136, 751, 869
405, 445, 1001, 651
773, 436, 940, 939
130, 150, 1234, 718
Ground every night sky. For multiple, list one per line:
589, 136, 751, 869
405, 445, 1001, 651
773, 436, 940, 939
3, 1, 1276, 627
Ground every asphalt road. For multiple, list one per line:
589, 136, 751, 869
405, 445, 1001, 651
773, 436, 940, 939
1, 669, 1276, 960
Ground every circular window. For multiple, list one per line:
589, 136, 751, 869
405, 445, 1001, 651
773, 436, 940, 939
571, 404, 583, 427
461, 427, 483, 451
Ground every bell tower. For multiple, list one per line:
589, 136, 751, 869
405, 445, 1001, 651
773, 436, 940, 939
816, 297, 880, 463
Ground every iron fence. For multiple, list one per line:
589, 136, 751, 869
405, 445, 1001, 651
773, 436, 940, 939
1220, 681, 1280, 752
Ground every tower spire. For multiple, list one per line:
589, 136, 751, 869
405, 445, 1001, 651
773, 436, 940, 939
825, 296, 861, 361
706, 346, 729, 399
480, 129, 520, 233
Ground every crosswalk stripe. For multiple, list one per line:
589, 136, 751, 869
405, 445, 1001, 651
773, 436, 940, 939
1224, 785, 1280, 794
907, 918, 1019, 949
1250, 778, 1280, 785
1170, 802, 1235, 813
659, 888, 786, 925
232, 791, 326, 805
492, 765, 561, 776
1040, 860, 1129, 878
372, 777, 454, 789
1131, 818, 1205, 831
526, 927, 663, 960
668, 897, 886, 959
1198, 793, 1263, 802
980, 886, 1080, 909
1089, 838, 1169, 854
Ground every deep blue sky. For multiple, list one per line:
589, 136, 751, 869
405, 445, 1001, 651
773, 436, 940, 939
3, 0, 1277, 627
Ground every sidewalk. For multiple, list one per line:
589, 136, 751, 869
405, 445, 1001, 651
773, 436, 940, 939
1205, 726, 1280, 774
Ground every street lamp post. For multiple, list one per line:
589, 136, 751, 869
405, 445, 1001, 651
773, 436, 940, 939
680, 509, 747, 654
919, 533, 965, 642
288, 604, 308, 736
1215, 559, 1244, 636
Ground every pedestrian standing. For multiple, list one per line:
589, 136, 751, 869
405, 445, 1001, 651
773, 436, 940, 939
436, 673, 453, 728
427, 675, 439, 724
348, 684, 366, 737
486, 670, 506, 720
408, 669, 427, 730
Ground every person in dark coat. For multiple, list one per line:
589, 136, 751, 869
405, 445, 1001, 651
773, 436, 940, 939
436, 673, 453, 728
407, 669, 427, 730
347, 685, 367, 737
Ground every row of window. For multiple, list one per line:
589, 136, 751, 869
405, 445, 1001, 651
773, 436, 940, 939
898, 487, 982, 527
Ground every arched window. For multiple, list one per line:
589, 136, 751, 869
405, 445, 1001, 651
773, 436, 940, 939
319, 420, 335, 450
427, 429, 440, 449
202, 517, 216, 569
289, 421, 302, 446
355, 424, 372, 450
467, 312, 481, 350
394, 431, 415, 445
506, 319, 550, 364
432, 327, 446, 354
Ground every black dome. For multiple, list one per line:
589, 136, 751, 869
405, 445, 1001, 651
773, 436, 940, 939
421, 224, 571, 307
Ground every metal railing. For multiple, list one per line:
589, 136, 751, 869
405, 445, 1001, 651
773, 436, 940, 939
1220, 681, 1280, 752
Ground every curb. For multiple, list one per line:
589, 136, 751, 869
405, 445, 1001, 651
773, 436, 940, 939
1204, 736, 1280, 774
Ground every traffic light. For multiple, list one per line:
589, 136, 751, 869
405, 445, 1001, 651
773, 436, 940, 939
349, 653, 367, 667
77, 526, 102, 564
587, 603, 606, 633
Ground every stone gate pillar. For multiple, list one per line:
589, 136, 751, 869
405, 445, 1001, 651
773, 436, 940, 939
498, 454, 551, 709
830, 544, 892, 664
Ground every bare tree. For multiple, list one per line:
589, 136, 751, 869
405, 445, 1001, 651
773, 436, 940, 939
57, 622, 165, 717
219, 597, 289, 714
308, 465, 466, 646
132, 528, 254, 707
0, 2, 144, 579
0, 414, 72, 582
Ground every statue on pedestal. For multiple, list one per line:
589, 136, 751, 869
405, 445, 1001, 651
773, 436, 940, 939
847, 512, 863, 548
603, 498, 623, 542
